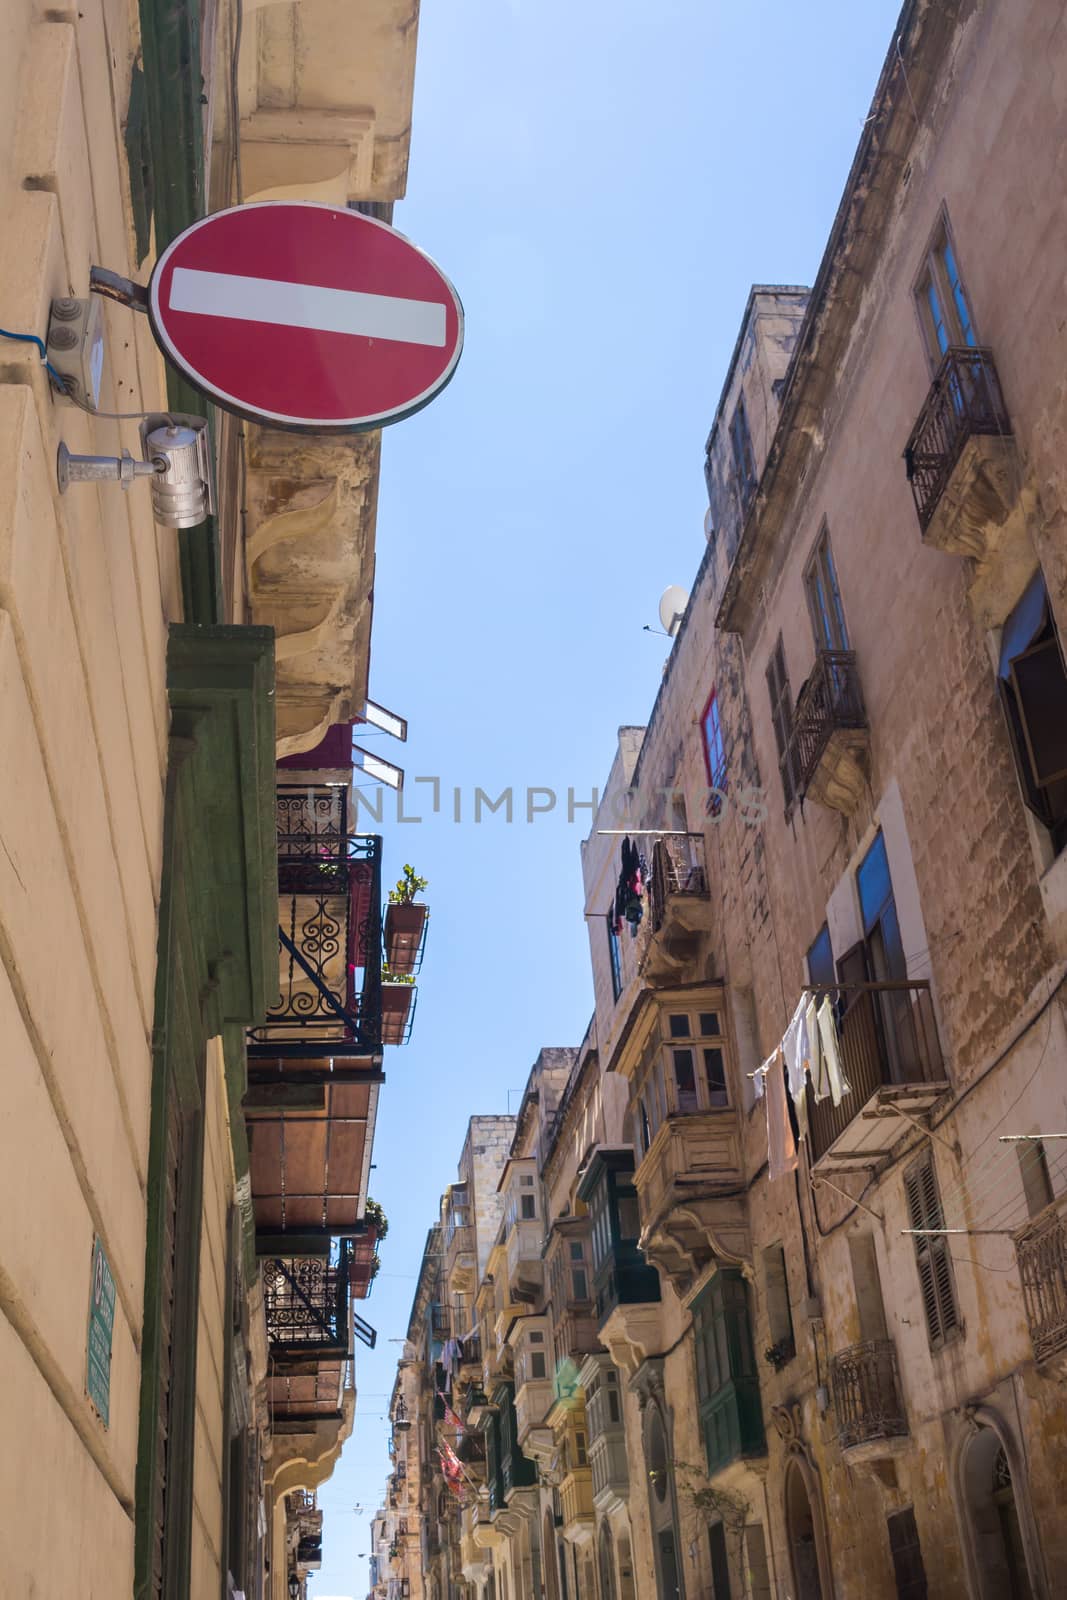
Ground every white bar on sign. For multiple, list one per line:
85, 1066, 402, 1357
168, 267, 447, 347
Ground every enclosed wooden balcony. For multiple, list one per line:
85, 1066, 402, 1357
1015, 1194, 1067, 1368
505, 1217, 544, 1306
635, 1113, 749, 1295
641, 833, 713, 980
830, 1338, 908, 1454
784, 650, 868, 814
904, 346, 1018, 560
806, 982, 947, 1168
560, 1468, 594, 1538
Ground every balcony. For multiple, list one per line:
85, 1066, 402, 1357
904, 347, 1019, 561
429, 1302, 451, 1343
805, 982, 948, 1168
830, 1338, 908, 1455
296, 1536, 323, 1570
560, 1469, 594, 1538
1015, 1194, 1067, 1368
784, 650, 868, 814
444, 1213, 476, 1294
635, 1114, 748, 1297
553, 1307, 602, 1369
264, 1244, 351, 1359
505, 1218, 544, 1306
249, 787, 383, 1059
640, 834, 713, 981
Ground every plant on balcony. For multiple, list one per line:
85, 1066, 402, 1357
385, 868, 429, 974
370, 1253, 382, 1280
763, 1337, 795, 1372
381, 966, 417, 1045
365, 1197, 389, 1240
388, 865, 428, 904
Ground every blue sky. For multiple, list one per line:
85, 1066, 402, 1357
308, 2, 902, 1594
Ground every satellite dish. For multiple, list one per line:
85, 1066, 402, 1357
658, 585, 689, 638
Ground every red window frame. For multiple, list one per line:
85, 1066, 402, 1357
700, 688, 727, 793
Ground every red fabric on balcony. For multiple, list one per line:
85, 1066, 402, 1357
277, 720, 357, 771
347, 861, 376, 1014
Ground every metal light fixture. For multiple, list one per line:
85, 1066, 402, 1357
57, 413, 215, 529
287, 1574, 300, 1600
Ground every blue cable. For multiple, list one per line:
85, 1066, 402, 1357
0, 325, 67, 391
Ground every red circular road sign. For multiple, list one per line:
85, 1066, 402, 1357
148, 202, 464, 432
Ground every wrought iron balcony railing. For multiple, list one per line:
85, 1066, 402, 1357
1015, 1195, 1067, 1365
249, 787, 382, 1057
830, 1338, 908, 1450
783, 650, 866, 805
647, 833, 708, 935
263, 1243, 351, 1355
805, 982, 944, 1165
903, 346, 1011, 533
430, 1303, 451, 1340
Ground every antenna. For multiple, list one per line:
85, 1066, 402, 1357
658, 585, 690, 639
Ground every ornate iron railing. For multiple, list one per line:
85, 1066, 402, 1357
903, 346, 1011, 532
1015, 1196, 1067, 1365
263, 1244, 351, 1354
647, 833, 708, 934
806, 982, 944, 1164
249, 794, 382, 1055
784, 650, 866, 803
830, 1338, 908, 1449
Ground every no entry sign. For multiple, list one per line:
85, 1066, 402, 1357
148, 203, 464, 432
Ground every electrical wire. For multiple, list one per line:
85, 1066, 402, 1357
1, 325, 66, 391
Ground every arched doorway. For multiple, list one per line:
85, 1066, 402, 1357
598, 1520, 618, 1600
645, 1403, 683, 1599
785, 1461, 824, 1600
961, 1426, 1037, 1600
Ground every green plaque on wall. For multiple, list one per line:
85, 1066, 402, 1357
86, 1236, 116, 1426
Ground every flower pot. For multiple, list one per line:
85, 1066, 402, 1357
384, 902, 428, 974
381, 981, 416, 1045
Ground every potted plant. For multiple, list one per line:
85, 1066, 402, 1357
381, 965, 416, 1044
384, 866, 429, 975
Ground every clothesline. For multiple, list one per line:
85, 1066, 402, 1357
753, 993, 852, 1181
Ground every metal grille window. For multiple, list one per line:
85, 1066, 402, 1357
904, 1154, 961, 1347
765, 635, 796, 808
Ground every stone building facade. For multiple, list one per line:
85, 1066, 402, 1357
0, 0, 425, 1596
378, 2, 1067, 1597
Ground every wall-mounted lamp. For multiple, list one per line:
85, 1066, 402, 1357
57, 413, 214, 528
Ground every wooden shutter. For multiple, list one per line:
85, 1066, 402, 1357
904, 1155, 960, 1347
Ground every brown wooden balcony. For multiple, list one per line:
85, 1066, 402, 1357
634, 1114, 748, 1296
641, 833, 713, 980
805, 983, 947, 1168
560, 1470, 594, 1535
784, 650, 867, 814
830, 1338, 908, 1453
1015, 1194, 1067, 1367
904, 346, 1018, 559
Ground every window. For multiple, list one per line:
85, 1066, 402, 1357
886, 1508, 928, 1599
673, 1049, 699, 1113
904, 1152, 961, 1347
709, 1521, 732, 1599
763, 1244, 795, 1361
572, 1268, 588, 1302
997, 571, 1067, 856
701, 688, 728, 798
531, 1352, 547, 1380
692, 1270, 764, 1473
1017, 1139, 1054, 1220
730, 395, 758, 511
704, 1048, 728, 1107
606, 915, 623, 1001
574, 1430, 587, 1467
807, 924, 834, 988
804, 524, 849, 652
669, 1013, 690, 1038
915, 216, 976, 364
857, 831, 906, 980
700, 1011, 720, 1036
521, 1194, 536, 1220
569, 1241, 584, 1261
765, 634, 796, 807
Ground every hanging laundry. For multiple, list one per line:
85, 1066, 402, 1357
805, 995, 828, 1100
782, 998, 808, 1102
764, 1048, 797, 1181
441, 1336, 461, 1374
816, 997, 850, 1106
